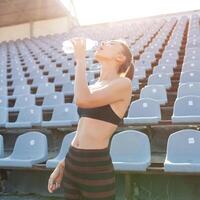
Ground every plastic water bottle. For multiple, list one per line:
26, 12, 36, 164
62, 38, 98, 54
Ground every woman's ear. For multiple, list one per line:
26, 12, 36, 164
116, 54, 126, 64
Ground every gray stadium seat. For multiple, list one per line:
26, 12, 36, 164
0, 131, 48, 168
46, 131, 75, 168
0, 135, 4, 158
140, 85, 167, 105
172, 96, 200, 123
147, 73, 171, 89
41, 103, 79, 127
6, 105, 42, 128
110, 130, 151, 171
123, 98, 161, 124
164, 129, 200, 172
177, 82, 200, 98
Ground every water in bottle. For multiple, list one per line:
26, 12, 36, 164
62, 38, 98, 54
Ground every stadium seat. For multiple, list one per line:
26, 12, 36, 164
46, 131, 75, 168
110, 130, 151, 171
31, 76, 48, 86
140, 85, 167, 105
41, 103, 79, 127
62, 82, 74, 95
172, 96, 200, 123
0, 108, 8, 127
6, 105, 42, 128
0, 96, 8, 108
0, 131, 48, 168
180, 70, 200, 84
177, 82, 200, 98
134, 67, 146, 80
153, 64, 174, 77
0, 86, 7, 96
42, 92, 64, 109
8, 94, 35, 111
0, 135, 4, 158
147, 73, 171, 89
164, 129, 200, 172
35, 83, 55, 97
12, 85, 30, 96
54, 74, 70, 85
132, 78, 140, 91
123, 98, 161, 124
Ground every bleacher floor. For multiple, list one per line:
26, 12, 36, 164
1, 173, 200, 200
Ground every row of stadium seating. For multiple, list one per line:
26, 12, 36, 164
0, 129, 199, 173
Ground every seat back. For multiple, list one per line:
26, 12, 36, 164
110, 130, 151, 163
166, 129, 200, 162
11, 131, 48, 160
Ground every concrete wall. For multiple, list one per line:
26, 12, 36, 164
0, 16, 76, 43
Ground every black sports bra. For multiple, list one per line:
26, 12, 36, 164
77, 104, 122, 125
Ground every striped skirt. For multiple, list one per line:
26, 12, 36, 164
61, 144, 116, 200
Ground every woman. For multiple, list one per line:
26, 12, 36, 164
48, 38, 134, 199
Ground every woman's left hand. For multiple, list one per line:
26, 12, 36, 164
71, 37, 86, 62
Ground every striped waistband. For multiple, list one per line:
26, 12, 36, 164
68, 144, 110, 156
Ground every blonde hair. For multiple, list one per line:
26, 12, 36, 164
114, 39, 134, 80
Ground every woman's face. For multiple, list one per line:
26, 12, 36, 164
94, 40, 125, 63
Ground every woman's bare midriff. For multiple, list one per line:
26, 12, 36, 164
71, 117, 118, 149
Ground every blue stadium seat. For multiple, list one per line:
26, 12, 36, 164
42, 92, 64, 109
123, 98, 161, 124
0, 86, 7, 96
164, 129, 200, 172
140, 85, 167, 105
153, 64, 174, 77
35, 83, 55, 97
0, 96, 8, 108
132, 78, 140, 91
182, 62, 200, 72
12, 85, 30, 96
41, 103, 79, 127
46, 131, 75, 168
147, 73, 171, 89
134, 67, 146, 80
110, 130, 151, 171
62, 82, 74, 95
0, 131, 48, 168
8, 94, 35, 111
31, 76, 48, 86
177, 82, 200, 98
54, 74, 70, 85
172, 96, 200, 123
6, 105, 42, 128
0, 108, 8, 128
180, 70, 200, 84
0, 135, 4, 158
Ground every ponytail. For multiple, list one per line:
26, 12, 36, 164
120, 62, 134, 80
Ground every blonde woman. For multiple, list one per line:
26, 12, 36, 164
48, 38, 134, 199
